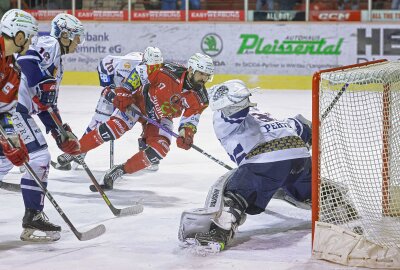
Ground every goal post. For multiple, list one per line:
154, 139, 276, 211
312, 59, 400, 268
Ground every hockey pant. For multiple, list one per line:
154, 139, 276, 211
12, 110, 51, 211
123, 119, 173, 174
226, 157, 311, 215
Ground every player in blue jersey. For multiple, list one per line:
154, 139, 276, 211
12, 13, 84, 242
178, 80, 312, 252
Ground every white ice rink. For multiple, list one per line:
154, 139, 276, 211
0, 86, 352, 270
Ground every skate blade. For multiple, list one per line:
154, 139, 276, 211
20, 228, 61, 242
180, 238, 222, 256
50, 160, 72, 171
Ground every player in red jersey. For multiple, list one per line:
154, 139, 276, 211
78, 53, 214, 190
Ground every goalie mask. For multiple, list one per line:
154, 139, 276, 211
208, 80, 256, 117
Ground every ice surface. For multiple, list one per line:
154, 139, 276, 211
0, 86, 351, 270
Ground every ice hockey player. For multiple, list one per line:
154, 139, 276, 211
9, 13, 84, 242
54, 47, 163, 171
0, 10, 38, 187
77, 53, 214, 190
178, 79, 312, 253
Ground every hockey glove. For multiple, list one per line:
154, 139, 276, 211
101, 86, 116, 103
32, 78, 57, 111
51, 124, 81, 155
176, 125, 195, 150
112, 87, 134, 112
0, 135, 29, 166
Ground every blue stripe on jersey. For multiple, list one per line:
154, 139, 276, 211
221, 108, 248, 124
18, 55, 46, 87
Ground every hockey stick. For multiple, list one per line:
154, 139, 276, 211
127, 106, 233, 170
47, 108, 143, 217
0, 180, 21, 192
0, 125, 106, 241
110, 140, 114, 169
321, 83, 349, 120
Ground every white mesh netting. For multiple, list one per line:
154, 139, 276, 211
318, 61, 400, 249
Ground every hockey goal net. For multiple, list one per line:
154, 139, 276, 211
312, 59, 400, 268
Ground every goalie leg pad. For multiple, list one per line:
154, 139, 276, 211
178, 169, 237, 242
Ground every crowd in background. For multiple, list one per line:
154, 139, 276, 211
0, 0, 397, 18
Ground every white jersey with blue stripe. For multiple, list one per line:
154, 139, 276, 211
213, 107, 310, 166
97, 52, 143, 87
17, 36, 63, 114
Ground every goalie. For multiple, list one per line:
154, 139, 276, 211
178, 80, 312, 252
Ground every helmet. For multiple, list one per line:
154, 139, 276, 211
208, 80, 255, 115
50, 13, 85, 43
143, 47, 163, 65
187, 53, 214, 82
0, 9, 38, 39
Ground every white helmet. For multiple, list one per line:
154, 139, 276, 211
0, 9, 38, 39
50, 13, 85, 43
188, 53, 214, 82
208, 80, 256, 115
143, 47, 163, 65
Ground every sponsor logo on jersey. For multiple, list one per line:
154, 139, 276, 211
123, 62, 131, 69
201, 33, 223, 57
2, 82, 14, 95
170, 94, 181, 105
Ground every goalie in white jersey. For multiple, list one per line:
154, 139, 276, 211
178, 80, 312, 252
10, 14, 84, 242
54, 47, 163, 170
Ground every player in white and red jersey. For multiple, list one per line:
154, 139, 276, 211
54, 47, 163, 171
76, 53, 214, 190
0, 9, 37, 183
11, 13, 84, 242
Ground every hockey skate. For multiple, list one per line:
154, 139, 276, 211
188, 191, 248, 254
20, 208, 61, 242
52, 153, 85, 171
100, 164, 125, 190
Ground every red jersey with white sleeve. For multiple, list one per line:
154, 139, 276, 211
134, 63, 209, 132
0, 36, 20, 113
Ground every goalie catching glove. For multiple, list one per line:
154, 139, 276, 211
112, 87, 134, 112
51, 123, 80, 155
0, 135, 29, 166
32, 78, 57, 111
177, 125, 195, 150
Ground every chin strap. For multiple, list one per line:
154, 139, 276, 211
58, 39, 71, 55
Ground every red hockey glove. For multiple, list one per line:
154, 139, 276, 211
32, 78, 57, 111
51, 123, 81, 155
101, 86, 116, 103
0, 135, 29, 166
176, 126, 195, 150
112, 87, 134, 112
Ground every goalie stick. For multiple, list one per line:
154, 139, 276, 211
127, 106, 233, 170
47, 107, 143, 217
0, 125, 106, 241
